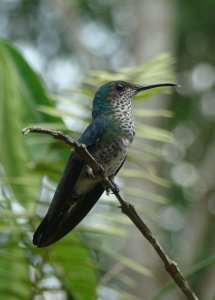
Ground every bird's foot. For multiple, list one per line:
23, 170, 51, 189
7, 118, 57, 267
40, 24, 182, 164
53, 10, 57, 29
105, 176, 120, 195
105, 187, 111, 196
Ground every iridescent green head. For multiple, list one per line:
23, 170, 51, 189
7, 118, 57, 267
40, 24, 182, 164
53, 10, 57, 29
92, 80, 177, 119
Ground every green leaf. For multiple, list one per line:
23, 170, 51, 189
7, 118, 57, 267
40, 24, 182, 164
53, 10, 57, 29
50, 234, 98, 300
120, 168, 171, 187
122, 186, 167, 204
84, 53, 175, 88
0, 39, 61, 206
134, 108, 174, 118
136, 124, 174, 142
0, 243, 31, 300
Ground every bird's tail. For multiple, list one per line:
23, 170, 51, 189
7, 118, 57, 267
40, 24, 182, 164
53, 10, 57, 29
33, 183, 104, 247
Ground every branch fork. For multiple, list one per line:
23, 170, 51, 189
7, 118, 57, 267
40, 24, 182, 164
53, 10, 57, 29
22, 126, 199, 300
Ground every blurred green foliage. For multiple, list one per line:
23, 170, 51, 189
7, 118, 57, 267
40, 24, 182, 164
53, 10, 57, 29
0, 0, 215, 299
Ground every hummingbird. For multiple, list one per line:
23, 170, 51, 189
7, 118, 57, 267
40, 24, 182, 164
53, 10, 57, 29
33, 80, 176, 247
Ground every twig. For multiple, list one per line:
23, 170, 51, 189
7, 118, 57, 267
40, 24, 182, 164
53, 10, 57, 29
22, 126, 199, 300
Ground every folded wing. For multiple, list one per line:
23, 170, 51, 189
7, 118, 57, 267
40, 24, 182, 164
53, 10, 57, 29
33, 119, 107, 247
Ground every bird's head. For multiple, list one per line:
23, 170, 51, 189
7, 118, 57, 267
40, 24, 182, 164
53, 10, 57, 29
92, 80, 177, 119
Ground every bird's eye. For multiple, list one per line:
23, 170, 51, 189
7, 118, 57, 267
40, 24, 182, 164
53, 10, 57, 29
116, 83, 125, 91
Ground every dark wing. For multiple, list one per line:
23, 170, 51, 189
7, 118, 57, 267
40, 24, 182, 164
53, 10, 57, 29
33, 155, 126, 248
33, 119, 106, 247
33, 152, 84, 247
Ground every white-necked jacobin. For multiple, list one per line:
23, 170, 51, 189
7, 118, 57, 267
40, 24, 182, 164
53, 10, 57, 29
33, 80, 176, 247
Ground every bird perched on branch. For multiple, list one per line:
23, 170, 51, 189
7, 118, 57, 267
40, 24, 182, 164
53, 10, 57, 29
33, 80, 176, 247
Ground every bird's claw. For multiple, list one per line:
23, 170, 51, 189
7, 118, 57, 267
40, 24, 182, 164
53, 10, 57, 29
105, 177, 120, 195
106, 188, 111, 196
111, 184, 120, 194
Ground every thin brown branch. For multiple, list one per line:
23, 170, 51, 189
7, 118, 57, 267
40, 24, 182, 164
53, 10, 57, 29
22, 127, 104, 175
22, 126, 199, 300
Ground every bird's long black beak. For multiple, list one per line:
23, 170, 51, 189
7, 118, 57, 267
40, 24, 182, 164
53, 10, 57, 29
135, 82, 178, 93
